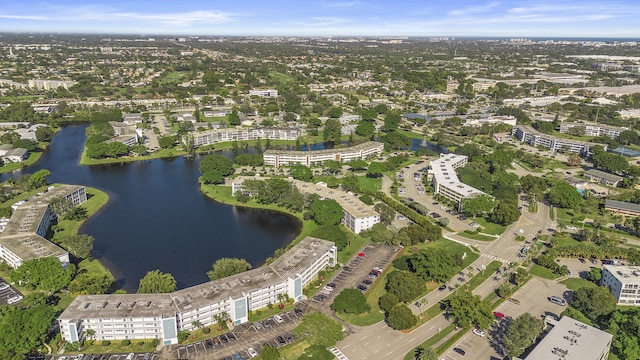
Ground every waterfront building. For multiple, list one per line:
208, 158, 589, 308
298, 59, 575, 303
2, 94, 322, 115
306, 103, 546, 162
263, 141, 383, 168
427, 154, 487, 207
0, 185, 87, 269
187, 128, 300, 148
58, 237, 337, 347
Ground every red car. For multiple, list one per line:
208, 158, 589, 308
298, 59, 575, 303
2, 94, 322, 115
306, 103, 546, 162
493, 311, 505, 319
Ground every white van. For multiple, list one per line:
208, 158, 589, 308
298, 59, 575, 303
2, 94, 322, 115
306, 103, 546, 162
126, 353, 135, 360
548, 296, 566, 306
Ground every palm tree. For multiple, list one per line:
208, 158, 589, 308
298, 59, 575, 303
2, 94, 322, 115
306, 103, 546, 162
213, 311, 228, 330
277, 293, 286, 309
415, 346, 437, 360
85, 328, 95, 343
191, 320, 202, 330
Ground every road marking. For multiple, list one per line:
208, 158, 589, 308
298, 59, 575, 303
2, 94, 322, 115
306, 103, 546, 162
429, 325, 435, 330
361, 335, 367, 340
329, 347, 349, 360
409, 337, 416, 342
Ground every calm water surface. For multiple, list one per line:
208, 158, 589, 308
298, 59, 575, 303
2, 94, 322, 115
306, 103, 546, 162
5, 125, 301, 292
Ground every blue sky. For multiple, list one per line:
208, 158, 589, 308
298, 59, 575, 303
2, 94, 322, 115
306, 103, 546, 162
1, 1, 639, 38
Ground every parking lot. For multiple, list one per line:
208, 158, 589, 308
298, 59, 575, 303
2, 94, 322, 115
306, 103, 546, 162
311, 243, 401, 307
442, 277, 570, 359
0, 277, 22, 305
174, 308, 304, 360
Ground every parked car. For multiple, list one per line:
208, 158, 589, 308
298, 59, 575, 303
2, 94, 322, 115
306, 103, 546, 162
277, 336, 286, 345
493, 311, 505, 319
453, 348, 466, 355
357, 284, 368, 292
548, 296, 566, 306
438, 284, 447, 291
274, 314, 284, 323
472, 328, 485, 337
248, 347, 258, 358
363, 279, 372, 285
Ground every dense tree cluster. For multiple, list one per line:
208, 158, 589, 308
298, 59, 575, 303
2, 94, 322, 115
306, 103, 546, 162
200, 153, 235, 184
330, 288, 370, 314
207, 258, 252, 281
137, 269, 177, 294
11, 257, 75, 293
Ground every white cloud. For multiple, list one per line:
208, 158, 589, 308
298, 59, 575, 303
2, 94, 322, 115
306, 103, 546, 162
447, 2, 501, 16
321, 1, 364, 8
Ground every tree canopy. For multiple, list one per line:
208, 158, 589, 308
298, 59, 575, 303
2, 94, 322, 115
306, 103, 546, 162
548, 182, 583, 209
572, 286, 616, 320
502, 313, 544, 358
0, 303, 57, 359
444, 291, 493, 329
293, 312, 344, 348
200, 154, 235, 184
310, 199, 344, 225
385, 270, 424, 302
137, 269, 177, 293
11, 257, 75, 293
207, 258, 252, 281
330, 288, 370, 314
387, 303, 417, 330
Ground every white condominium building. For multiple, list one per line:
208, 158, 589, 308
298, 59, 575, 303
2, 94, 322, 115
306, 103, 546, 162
601, 265, 640, 306
263, 141, 384, 168
512, 125, 605, 155
187, 128, 300, 148
249, 89, 278, 98
559, 122, 627, 139
427, 154, 487, 206
0, 185, 87, 269
58, 237, 337, 347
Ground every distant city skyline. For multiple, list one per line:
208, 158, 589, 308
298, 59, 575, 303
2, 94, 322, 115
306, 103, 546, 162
1, 1, 640, 38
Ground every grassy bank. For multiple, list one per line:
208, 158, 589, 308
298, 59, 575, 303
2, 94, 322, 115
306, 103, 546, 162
80, 147, 187, 165
52, 186, 110, 241
0, 151, 43, 174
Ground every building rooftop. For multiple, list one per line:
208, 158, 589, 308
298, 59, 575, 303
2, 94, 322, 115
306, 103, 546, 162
60, 237, 335, 318
0, 233, 68, 262
604, 199, 640, 214
263, 141, 383, 157
584, 169, 623, 183
290, 179, 378, 219
525, 316, 612, 360
430, 154, 485, 198
603, 264, 640, 285
1, 204, 49, 236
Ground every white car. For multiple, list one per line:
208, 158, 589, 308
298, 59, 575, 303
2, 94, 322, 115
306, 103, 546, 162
0, 282, 9, 291
323, 285, 334, 292
248, 347, 258, 358
274, 314, 284, 323
472, 328, 485, 337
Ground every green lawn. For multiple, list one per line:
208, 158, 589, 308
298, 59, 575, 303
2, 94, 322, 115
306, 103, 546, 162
357, 176, 382, 192
269, 71, 295, 85
465, 261, 502, 290
471, 217, 507, 235
530, 264, 561, 280
457, 231, 496, 241
80, 147, 187, 165
69, 338, 157, 355
52, 186, 110, 241
561, 278, 597, 291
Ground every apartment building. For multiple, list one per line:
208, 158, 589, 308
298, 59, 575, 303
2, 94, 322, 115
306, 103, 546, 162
525, 316, 612, 360
604, 199, 640, 217
559, 122, 627, 139
248, 89, 278, 98
512, 125, 605, 155
188, 128, 300, 148
583, 169, 623, 187
601, 265, 640, 306
58, 237, 337, 347
463, 115, 517, 127
263, 141, 384, 168
0, 185, 87, 269
427, 154, 487, 207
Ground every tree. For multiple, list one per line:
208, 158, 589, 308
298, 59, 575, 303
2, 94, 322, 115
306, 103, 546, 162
207, 258, 252, 281
461, 194, 495, 217
588, 267, 602, 282
355, 120, 375, 138
328, 106, 343, 118
290, 165, 313, 181
383, 131, 411, 149
310, 199, 343, 225
69, 272, 113, 295
213, 311, 229, 330
414, 346, 438, 360
228, 110, 241, 126
511, 268, 529, 286
35, 126, 55, 142
323, 118, 342, 143
383, 112, 401, 132
59, 234, 94, 259
618, 130, 639, 146
403, 248, 460, 283
520, 175, 547, 195
374, 203, 395, 225
502, 313, 544, 358
367, 162, 387, 178
158, 136, 176, 148
257, 344, 280, 360
548, 182, 583, 209
378, 292, 400, 314
137, 269, 176, 293
387, 304, 417, 330
572, 286, 616, 320
293, 312, 344, 347
11, 257, 75, 293
490, 202, 521, 225
385, 270, 424, 302
331, 288, 370, 314
29, 169, 50, 189
444, 291, 493, 329
0, 303, 57, 358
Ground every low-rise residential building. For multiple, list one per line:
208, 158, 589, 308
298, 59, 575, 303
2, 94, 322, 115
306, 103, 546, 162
427, 154, 487, 207
188, 128, 300, 148
525, 316, 612, 360
601, 265, 640, 306
263, 141, 383, 168
0, 185, 87, 269
463, 115, 517, 127
2, 148, 29, 163
249, 89, 278, 98
559, 122, 627, 139
583, 169, 623, 187
58, 237, 336, 347
106, 135, 138, 147
512, 125, 605, 155
604, 199, 640, 217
